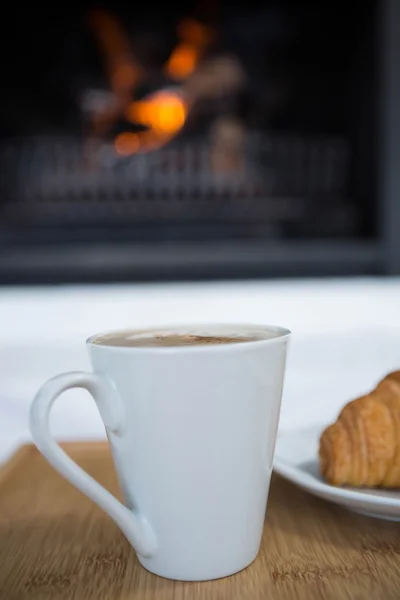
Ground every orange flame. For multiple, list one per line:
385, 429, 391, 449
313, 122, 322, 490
86, 8, 142, 142
117, 91, 187, 155
102, 16, 213, 155
88, 9, 141, 96
165, 19, 212, 81
114, 132, 140, 156
165, 44, 199, 80
126, 91, 186, 135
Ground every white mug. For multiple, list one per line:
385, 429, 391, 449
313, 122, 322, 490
30, 324, 290, 581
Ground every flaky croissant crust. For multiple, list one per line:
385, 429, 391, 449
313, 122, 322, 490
319, 371, 400, 487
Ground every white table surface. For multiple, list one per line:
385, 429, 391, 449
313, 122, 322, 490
1, 277, 400, 463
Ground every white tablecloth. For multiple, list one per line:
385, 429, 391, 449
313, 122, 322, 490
1, 277, 400, 462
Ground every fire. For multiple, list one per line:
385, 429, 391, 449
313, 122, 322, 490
87, 11, 211, 155
88, 9, 141, 96
114, 132, 140, 156
86, 8, 142, 141
165, 18, 212, 81
117, 92, 187, 155
123, 91, 187, 152
127, 91, 186, 136
165, 44, 199, 80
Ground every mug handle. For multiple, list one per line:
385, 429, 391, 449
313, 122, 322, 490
29, 371, 157, 557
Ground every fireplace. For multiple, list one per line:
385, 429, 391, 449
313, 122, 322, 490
0, 1, 399, 283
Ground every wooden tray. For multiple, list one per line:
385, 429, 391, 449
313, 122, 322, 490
0, 443, 399, 600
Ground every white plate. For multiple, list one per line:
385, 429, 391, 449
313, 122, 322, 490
274, 425, 400, 521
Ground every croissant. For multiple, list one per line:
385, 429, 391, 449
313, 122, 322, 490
319, 372, 400, 488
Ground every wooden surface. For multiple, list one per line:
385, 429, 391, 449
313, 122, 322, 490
0, 444, 399, 600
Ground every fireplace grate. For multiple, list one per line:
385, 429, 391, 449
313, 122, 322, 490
0, 133, 354, 236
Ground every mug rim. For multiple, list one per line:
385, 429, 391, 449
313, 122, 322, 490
86, 323, 291, 353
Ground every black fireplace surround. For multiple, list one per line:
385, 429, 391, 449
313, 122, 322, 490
0, 0, 399, 283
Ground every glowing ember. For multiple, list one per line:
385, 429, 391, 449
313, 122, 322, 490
114, 132, 140, 156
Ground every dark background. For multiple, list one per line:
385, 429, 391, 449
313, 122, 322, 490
0, 0, 399, 284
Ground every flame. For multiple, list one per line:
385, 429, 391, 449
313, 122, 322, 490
125, 90, 187, 148
88, 9, 141, 96
88, 13, 213, 155
114, 132, 140, 156
117, 92, 187, 155
165, 19, 212, 81
165, 44, 199, 80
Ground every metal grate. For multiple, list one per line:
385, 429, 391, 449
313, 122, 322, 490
0, 133, 351, 227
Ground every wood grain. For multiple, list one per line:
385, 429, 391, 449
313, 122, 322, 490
0, 443, 399, 600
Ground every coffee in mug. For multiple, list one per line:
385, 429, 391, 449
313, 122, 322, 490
93, 330, 275, 347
